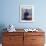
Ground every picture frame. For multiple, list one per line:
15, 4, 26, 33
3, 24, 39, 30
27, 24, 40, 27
20, 5, 34, 22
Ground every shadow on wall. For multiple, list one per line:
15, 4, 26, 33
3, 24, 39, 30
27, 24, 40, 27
0, 24, 6, 43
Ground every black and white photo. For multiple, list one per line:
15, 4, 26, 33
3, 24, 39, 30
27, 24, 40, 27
20, 5, 34, 22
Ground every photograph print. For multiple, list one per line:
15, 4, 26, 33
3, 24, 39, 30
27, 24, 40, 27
20, 5, 34, 22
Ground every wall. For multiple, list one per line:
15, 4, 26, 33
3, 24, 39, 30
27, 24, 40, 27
0, 0, 46, 43
0, 0, 46, 28
0, 0, 46, 29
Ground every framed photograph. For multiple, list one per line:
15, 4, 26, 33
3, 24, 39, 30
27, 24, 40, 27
20, 5, 34, 22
